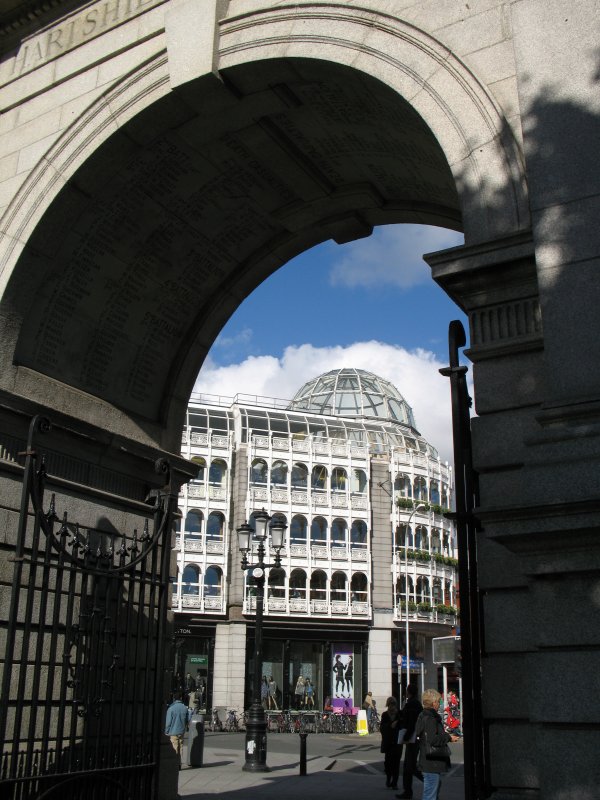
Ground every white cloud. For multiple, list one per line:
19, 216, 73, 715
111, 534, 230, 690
328, 224, 464, 289
214, 327, 253, 350
193, 340, 468, 463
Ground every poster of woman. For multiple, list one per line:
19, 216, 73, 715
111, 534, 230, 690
331, 650, 354, 711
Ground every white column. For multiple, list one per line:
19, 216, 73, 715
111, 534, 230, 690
367, 628, 392, 710
212, 621, 247, 714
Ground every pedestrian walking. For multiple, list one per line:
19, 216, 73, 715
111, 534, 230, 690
261, 675, 269, 708
396, 684, 423, 799
165, 691, 190, 765
363, 690, 375, 725
305, 679, 315, 708
380, 696, 402, 789
413, 688, 459, 800
268, 676, 279, 710
294, 674, 306, 709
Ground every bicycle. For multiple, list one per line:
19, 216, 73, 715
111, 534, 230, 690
207, 708, 223, 732
368, 708, 380, 733
224, 709, 239, 731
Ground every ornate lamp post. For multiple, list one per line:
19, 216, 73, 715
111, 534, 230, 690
237, 509, 286, 772
398, 503, 427, 698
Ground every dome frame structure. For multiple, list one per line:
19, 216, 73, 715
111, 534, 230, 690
288, 368, 418, 431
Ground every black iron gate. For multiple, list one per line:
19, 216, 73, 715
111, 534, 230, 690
0, 415, 177, 799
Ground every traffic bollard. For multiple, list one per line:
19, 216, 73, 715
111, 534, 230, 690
299, 732, 308, 776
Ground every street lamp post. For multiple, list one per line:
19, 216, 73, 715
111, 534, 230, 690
399, 503, 427, 699
237, 509, 286, 772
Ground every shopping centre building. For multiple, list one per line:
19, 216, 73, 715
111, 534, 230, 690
171, 368, 458, 714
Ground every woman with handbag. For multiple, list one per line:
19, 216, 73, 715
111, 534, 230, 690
380, 696, 403, 789
414, 689, 459, 800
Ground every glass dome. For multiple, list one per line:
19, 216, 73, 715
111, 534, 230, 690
288, 368, 417, 429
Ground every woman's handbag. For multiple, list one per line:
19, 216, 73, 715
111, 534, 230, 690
423, 731, 451, 762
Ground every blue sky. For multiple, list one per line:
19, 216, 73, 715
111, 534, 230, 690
194, 224, 467, 461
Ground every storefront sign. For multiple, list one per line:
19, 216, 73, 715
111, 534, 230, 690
189, 655, 208, 665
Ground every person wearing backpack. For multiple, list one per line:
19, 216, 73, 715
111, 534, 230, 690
413, 688, 459, 800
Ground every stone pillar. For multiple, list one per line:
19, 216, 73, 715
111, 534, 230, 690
212, 620, 247, 714
427, 231, 600, 799
367, 628, 392, 712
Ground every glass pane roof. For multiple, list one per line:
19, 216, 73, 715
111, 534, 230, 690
288, 368, 417, 429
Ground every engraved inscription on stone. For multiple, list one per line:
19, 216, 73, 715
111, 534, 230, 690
1, 0, 164, 84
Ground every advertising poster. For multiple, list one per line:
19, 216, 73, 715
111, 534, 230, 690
331, 649, 354, 712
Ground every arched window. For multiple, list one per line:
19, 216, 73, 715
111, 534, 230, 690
445, 580, 452, 605
271, 460, 288, 487
191, 456, 206, 482
331, 518, 348, 547
204, 566, 222, 597
291, 462, 308, 488
441, 485, 449, 507
433, 578, 443, 604
394, 473, 411, 497
351, 519, 367, 546
182, 565, 201, 595
311, 465, 327, 490
414, 476, 428, 502
395, 524, 413, 549
311, 516, 327, 544
331, 467, 347, 492
251, 459, 268, 485
396, 575, 414, 605
351, 572, 368, 602
290, 515, 308, 544
430, 480, 440, 504
351, 468, 367, 494
415, 525, 428, 551
310, 570, 327, 601
290, 568, 307, 599
209, 459, 227, 486
268, 567, 286, 598
442, 532, 450, 555
207, 511, 224, 540
270, 514, 287, 548
331, 571, 348, 603
431, 529, 441, 553
185, 509, 203, 536
416, 576, 430, 604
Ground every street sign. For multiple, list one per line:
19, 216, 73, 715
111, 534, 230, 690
432, 636, 460, 664
398, 656, 423, 670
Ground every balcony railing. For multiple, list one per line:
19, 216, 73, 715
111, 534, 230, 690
176, 535, 225, 556
392, 603, 457, 624
243, 596, 370, 617
172, 593, 225, 613
251, 434, 367, 460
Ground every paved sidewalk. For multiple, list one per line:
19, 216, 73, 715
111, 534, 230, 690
178, 733, 465, 800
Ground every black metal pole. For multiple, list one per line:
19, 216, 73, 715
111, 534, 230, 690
299, 732, 308, 775
243, 541, 269, 772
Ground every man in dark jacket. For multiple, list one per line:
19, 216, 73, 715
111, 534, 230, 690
411, 688, 459, 800
396, 684, 423, 798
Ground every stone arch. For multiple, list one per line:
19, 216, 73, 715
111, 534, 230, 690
217, 4, 528, 240
0, 3, 528, 450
